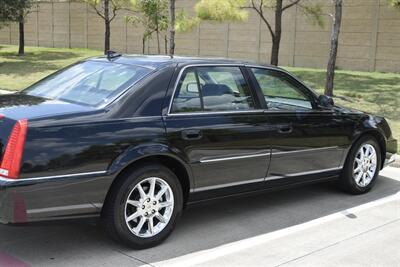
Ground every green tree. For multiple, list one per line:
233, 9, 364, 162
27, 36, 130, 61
129, 0, 169, 54
129, 0, 198, 55
0, 0, 35, 56
83, 0, 130, 54
195, 0, 324, 66
388, 0, 400, 8
0, 0, 13, 28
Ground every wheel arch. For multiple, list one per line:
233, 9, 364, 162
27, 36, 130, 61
103, 145, 193, 213
348, 129, 386, 170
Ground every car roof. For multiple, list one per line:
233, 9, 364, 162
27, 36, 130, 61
88, 54, 279, 70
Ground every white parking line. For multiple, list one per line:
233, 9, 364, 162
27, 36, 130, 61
150, 191, 400, 267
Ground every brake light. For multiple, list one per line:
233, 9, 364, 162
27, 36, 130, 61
0, 119, 28, 179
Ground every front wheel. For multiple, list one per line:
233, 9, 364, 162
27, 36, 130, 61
340, 136, 382, 194
102, 164, 183, 249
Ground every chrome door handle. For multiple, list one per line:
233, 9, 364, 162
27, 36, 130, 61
181, 129, 203, 140
277, 125, 293, 134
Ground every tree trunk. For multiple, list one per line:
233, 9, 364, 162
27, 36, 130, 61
270, 0, 283, 66
168, 0, 176, 56
156, 30, 160, 54
325, 0, 343, 96
143, 36, 146, 54
104, 0, 110, 54
18, 14, 25, 56
164, 35, 168, 54
156, 13, 161, 54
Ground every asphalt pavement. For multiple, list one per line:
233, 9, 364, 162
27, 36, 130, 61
0, 167, 399, 267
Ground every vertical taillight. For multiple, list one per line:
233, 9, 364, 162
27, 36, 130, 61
0, 119, 28, 179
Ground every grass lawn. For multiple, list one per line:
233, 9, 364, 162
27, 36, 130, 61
0, 44, 399, 150
285, 66, 400, 151
0, 45, 102, 91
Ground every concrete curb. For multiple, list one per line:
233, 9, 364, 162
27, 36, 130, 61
391, 154, 400, 168
0, 89, 15, 94
0, 89, 14, 94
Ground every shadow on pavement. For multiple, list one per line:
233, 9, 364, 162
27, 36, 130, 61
0, 175, 399, 266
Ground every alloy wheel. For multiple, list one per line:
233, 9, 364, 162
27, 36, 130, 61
353, 144, 377, 187
124, 177, 174, 238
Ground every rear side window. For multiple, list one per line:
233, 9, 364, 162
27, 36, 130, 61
171, 66, 255, 113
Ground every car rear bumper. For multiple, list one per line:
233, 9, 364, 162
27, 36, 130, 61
0, 172, 112, 224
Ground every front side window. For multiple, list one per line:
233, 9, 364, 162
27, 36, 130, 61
171, 66, 255, 113
251, 68, 313, 111
23, 61, 152, 107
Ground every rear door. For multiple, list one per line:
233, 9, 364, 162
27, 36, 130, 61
248, 67, 348, 182
164, 65, 271, 193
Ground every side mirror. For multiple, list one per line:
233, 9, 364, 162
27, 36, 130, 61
318, 95, 334, 108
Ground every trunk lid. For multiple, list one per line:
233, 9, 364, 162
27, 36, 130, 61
0, 94, 96, 171
0, 94, 95, 121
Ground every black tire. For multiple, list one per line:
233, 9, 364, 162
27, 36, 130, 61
102, 164, 183, 249
340, 135, 382, 194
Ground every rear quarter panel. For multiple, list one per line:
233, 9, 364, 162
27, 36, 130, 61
0, 117, 167, 223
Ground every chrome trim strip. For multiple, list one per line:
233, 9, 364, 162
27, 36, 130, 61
27, 203, 103, 215
167, 110, 264, 117
195, 167, 342, 192
0, 171, 108, 183
266, 167, 342, 181
200, 152, 271, 163
195, 177, 265, 192
271, 146, 339, 156
167, 63, 246, 115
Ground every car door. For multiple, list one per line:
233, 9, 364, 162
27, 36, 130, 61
164, 65, 271, 193
248, 67, 349, 183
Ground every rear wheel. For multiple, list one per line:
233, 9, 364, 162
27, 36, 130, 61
340, 136, 381, 194
102, 164, 183, 249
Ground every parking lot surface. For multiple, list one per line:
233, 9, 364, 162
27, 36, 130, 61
0, 167, 399, 267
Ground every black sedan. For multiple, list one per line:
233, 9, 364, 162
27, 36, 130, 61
0, 53, 397, 249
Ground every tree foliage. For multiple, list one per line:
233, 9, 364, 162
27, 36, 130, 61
0, 0, 35, 55
195, 0, 248, 22
175, 10, 200, 32
128, 0, 199, 54
0, 0, 33, 23
82, 0, 130, 53
129, 0, 169, 53
84, 0, 130, 23
0, 0, 14, 27
388, 0, 400, 8
194, 0, 324, 65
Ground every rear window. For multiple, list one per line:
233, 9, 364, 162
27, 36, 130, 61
22, 61, 152, 107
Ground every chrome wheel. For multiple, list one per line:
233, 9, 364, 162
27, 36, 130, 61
124, 177, 174, 238
353, 144, 377, 187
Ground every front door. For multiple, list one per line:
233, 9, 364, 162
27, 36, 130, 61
249, 67, 349, 182
164, 65, 271, 192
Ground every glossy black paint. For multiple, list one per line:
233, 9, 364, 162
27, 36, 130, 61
0, 56, 397, 224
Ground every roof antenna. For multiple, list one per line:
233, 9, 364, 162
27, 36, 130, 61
106, 50, 121, 60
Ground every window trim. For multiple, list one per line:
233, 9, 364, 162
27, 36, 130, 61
167, 64, 260, 116
246, 65, 320, 111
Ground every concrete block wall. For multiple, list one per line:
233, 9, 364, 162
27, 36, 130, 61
0, 0, 400, 72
